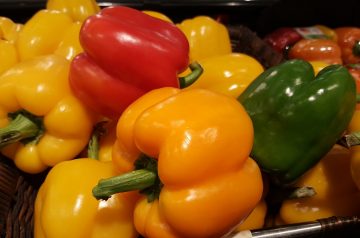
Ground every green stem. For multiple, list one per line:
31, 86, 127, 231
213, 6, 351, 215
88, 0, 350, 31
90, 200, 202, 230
178, 61, 204, 88
0, 112, 42, 148
357, 93, 360, 103
353, 40, 360, 57
87, 121, 107, 160
92, 169, 156, 200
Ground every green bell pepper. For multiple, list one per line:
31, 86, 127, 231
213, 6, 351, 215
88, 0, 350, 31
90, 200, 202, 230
238, 59, 356, 185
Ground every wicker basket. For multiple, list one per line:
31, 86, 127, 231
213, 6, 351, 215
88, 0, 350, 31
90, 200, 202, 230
0, 155, 47, 238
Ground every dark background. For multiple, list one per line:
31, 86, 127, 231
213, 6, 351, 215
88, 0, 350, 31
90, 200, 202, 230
0, 0, 359, 36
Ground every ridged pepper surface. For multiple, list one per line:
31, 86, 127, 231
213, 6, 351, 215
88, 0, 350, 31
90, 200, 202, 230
92, 87, 263, 238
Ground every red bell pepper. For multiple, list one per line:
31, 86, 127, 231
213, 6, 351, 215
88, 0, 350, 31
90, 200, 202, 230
69, 6, 190, 119
263, 27, 303, 54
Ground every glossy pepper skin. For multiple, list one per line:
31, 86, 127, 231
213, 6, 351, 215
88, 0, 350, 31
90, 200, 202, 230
94, 87, 263, 238
34, 159, 138, 238
177, 16, 232, 61
335, 27, 360, 64
238, 59, 356, 185
46, 0, 100, 22
69, 6, 189, 119
0, 54, 94, 174
288, 38, 342, 65
278, 145, 360, 224
185, 53, 264, 98
0, 17, 22, 75
16, 9, 74, 61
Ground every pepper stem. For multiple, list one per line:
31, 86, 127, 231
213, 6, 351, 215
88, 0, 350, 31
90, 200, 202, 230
0, 111, 43, 149
92, 155, 161, 201
178, 61, 204, 88
92, 169, 157, 200
353, 40, 360, 57
337, 132, 360, 148
87, 121, 107, 160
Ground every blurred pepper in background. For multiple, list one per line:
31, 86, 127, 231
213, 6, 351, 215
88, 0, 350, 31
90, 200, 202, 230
288, 38, 342, 64
335, 27, 360, 64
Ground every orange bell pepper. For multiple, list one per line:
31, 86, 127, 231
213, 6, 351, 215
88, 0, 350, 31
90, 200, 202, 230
335, 27, 360, 64
288, 38, 342, 65
93, 87, 263, 238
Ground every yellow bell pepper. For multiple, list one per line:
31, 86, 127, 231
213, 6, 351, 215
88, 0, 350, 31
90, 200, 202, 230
46, 0, 100, 22
235, 199, 267, 231
142, 10, 173, 23
177, 16, 232, 62
278, 145, 360, 224
97, 120, 117, 163
54, 21, 83, 60
347, 108, 360, 190
16, 9, 85, 61
185, 53, 264, 98
93, 87, 263, 238
0, 17, 22, 75
309, 60, 330, 76
0, 54, 95, 174
34, 159, 138, 238
315, 24, 338, 42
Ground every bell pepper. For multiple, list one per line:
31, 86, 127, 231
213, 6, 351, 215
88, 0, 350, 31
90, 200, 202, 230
185, 53, 264, 98
92, 87, 263, 238
142, 10, 173, 23
16, 9, 75, 61
0, 54, 95, 174
69, 6, 190, 119
309, 61, 330, 76
177, 15, 232, 61
238, 59, 356, 185
347, 107, 360, 190
263, 27, 303, 54
288, 38, 342, 65
34, 158, 138, 238
334, 27, 360, 64
235, 199, 267, 231
46, 0, 100, 22
54, 21, 83, 61
278, 145, 360, 224
264, 26, 336, 57
346, 64, 360, 94
0, 17, 22, 75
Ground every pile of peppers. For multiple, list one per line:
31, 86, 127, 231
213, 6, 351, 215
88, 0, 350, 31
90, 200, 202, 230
1, 0, 360, 237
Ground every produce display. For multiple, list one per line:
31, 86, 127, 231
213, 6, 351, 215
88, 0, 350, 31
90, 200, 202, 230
0, 0, 360, 237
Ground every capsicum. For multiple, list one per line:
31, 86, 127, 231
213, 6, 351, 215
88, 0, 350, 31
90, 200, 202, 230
278, 145, 360, 224
288, 38, 342, 65
0, 54, 95, 174
93, 87, 263, 238
238, 59, 356, 185
334, 27, 360, 64
185, 53, 264, 98
46, 0, 100, 22
34, 132, 138, 238
69, 6, 190, 119
177, 15, 232, 62
0, 17, 22, 75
